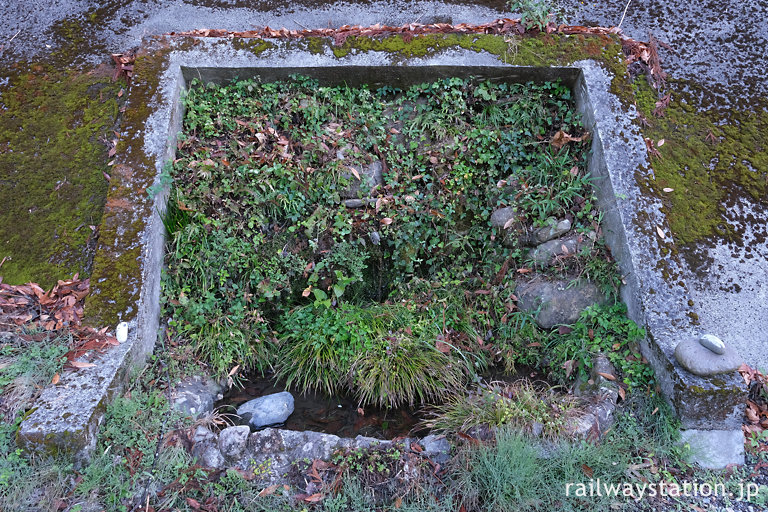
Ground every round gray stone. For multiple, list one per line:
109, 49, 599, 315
236, 391, 295, 428
674, 339, 742, 377
490, 207, 518, 229
699, 334, 726, 355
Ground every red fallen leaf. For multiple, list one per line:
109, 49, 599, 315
527, 342, 541, 347
435, 340, 451, 353
588, 328, 594, 340
618, 386, 626, 401
258, 484, 280, 497
303, 493, 324, 503
705, 130, 718, 144
411, 442, 423, 453
558, 325, 573, 335
70, 361, 96, 368
186, 497, 201, 509
582, 464, 594, 478
51, 373, 60, 385
653, 93, 671, 117
380, 217, 393, 225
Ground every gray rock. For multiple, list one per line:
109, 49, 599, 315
192, 426, 216, 444
219, 425, 251, 461
699, 334, 726, 355
527, 218, 572, 246
531, 422, 544, 438
516, 278, 609, 329
680, 429, 745, 469
529, 233, 591, 268
194, 441, 225, 469
674, 339, 742, 377
340, 160, 383, 198
238, 428, 385, 484
343, 198, 376, 208
237, 391, 295, 428
490, 207, 518, 229
369, 231, 381, 245
420, 434, 451, 465
171, 375, 224, 418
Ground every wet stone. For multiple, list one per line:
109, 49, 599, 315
674, 339, 743, 377
529, 233, 591, 268
237, 391, 295, 428
516, 278, 609, 329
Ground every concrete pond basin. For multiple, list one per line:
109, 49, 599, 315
14, 32, 748, 468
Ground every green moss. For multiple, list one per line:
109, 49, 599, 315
632, 78, 768, 247
84, 46, 171, 326
230, 38, 275, 55
328, 32, 625, 69
0, 63, 122, 287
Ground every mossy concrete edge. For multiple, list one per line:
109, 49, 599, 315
575, 60, 745, 450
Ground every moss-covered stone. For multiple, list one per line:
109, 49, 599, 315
0, 63, 122, 287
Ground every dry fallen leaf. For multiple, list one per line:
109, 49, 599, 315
598, 372, 617, 381
51, 373, 60, 385
662, 187, 674, 193
380, 217, 393, 225
656, 225, 666, 239
70, 361, 96, 368
657, 138, 665, 147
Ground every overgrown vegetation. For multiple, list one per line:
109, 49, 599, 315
162, 75, 643, 409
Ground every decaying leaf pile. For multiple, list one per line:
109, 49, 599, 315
0, 276, 88, 331
0, 276, 118, 367
740, 364, 768, 438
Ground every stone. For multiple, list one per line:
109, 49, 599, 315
237, 391, 295, 428
529, 233, 591, 268
116, 322, 129, 343
340, 160, 383, 199
680, 429, 745, 469
192, 426, 216, 444
343, 198, 375, 208
194, 441, 225, 469
490, 207, 518, 229
699, 334, 726, 355
674, 339, 742, 377
218, 425, 250, 460
527, 218, 571, 246
170, 375, 224, 418
516, 278, 609, 329
420, 434, 451, 465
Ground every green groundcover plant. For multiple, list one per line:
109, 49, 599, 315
162, 74, 645, 406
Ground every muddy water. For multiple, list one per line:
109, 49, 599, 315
217, 374, 426, 439
217, 367, 543, 439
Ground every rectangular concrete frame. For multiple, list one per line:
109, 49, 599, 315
18, 38, 744, 461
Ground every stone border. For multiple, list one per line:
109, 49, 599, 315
18, 36, 744, 465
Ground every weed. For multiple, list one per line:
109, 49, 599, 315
423, 379, 577, 438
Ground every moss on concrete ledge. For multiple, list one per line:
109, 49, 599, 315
0, 63, 122, 287
632, 78, 768, 255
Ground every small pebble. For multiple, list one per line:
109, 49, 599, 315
116, 322, 129, 343
699, 334, 726, 355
